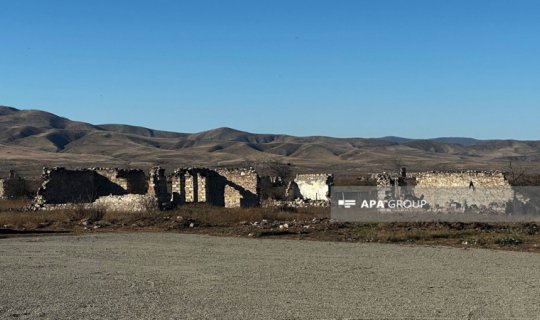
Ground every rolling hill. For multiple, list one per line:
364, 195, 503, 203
0, 105, 539, 177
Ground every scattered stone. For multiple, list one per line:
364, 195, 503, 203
93, 194, 159, 213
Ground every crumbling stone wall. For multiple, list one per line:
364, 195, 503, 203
262, 199, 330, 208
40, 194, 159, 213
95, 168, 147, 194
285, 181, 302, 200
30, 165, 335, 210
216, 168, 259, 208
36, 167, 149, 205
92, 194, 159, 212
293, 174, 333, 201
171, 168, 213, 204
184, 172, 196, 202
374, 168, 411, 187
415, 171, 509, 188
0, 171, 26, 199
413, 171, 513, 213
172, 168, 259, 208
148, 167, 168, 203
36, 168, 100, 204
375, 170, 515, 213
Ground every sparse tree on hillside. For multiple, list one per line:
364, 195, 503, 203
264, 160, 294, 182
506, 161, 526, 186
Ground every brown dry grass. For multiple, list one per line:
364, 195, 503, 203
0, 203, 328, 230
176, 204, 328, 225
0, 199, 33, 211
0, 211, 70, 229
2, 201, 540, 252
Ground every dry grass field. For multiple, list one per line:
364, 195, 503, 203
2, 201, 540, 252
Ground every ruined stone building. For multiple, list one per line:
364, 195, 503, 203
376, 169, 517, 213
31, 166, 263, 209
35, 167, 147, 205
95, 168, 147, 194
17, 164, 337, 211
11, 162, 538, 215
171, 168, 259, 208
413, 171, 514, 213
291, 174, 333, 201
414, 171, 509, 188
259, 173, 334, 208
147, 167, 168, 203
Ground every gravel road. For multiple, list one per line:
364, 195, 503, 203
1, 233, 540, 319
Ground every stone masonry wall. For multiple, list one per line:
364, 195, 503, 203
368, 171, 516, 213
36, 167, 150, 205
95, 168, 147, 194
412, 171, 513, 213
294, 174, 333, 201
171, 168, 214, 204
36, 168, 100, 204
215, 168, 259, 208
172, 168, 259, 208
148, 167, 168, 203
415, 171, 509, 188
30, 166, 332, 210
0, 171, 26, 199
184, 173, 195, 202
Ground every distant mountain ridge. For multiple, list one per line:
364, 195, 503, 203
379, 136, 483, 146
0, 105, 539, 176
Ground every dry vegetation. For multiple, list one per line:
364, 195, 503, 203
1, 200, 540, 252
0, 202, 328, 234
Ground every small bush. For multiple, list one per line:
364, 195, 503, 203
68, 205, 105, 222
87, 208, 106, 222
70, 205, 88, 221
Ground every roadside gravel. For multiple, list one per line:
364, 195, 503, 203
1, 233, 540, 319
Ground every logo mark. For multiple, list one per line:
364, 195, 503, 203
338, 199, 356, 208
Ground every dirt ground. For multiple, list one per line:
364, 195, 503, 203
3, 204, 540, 252
1, 232, 540, 320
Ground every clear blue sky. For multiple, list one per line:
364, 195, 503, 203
1, 0, 539, 139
